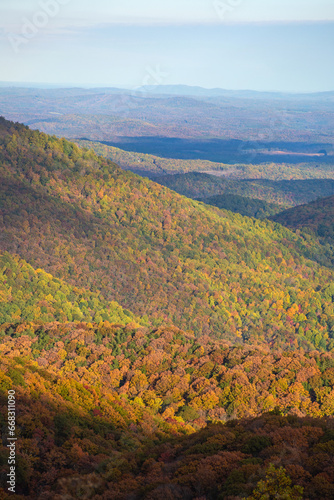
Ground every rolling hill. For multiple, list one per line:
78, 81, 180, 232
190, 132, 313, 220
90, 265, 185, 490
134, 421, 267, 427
154, 172, 334, 207
1, 86, 334, 149
0, 117, 334, 350
0, 321, 333, 498
200, 194, 282, 219
270, 195, 334, 245
76, 139, 334, 180
1, 116, 334, 498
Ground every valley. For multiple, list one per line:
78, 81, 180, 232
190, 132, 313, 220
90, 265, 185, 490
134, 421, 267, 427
0, 84, 333, 499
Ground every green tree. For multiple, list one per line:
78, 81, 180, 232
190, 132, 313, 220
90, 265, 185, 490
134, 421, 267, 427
246, 464, 303, 500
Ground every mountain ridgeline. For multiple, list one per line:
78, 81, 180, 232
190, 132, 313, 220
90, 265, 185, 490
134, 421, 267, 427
1, 116, 334, 499
200, 193, 282, 219
153, 172, 334, 208
0, 117, 334, 350
270, 195, 334, 246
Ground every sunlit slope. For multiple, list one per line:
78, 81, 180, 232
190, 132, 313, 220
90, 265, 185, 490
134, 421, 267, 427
0, 117, 334, 348
1, 321, 334, 497
0, 252, 135, 325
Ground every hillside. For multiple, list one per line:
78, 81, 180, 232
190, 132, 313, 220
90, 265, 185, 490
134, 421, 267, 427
155, 172, 334, 207
200, 194, 282, 219
0, 322, 334, 498
76, 139, 232, 177
1, 116, 334, 498
0, 252, 136, 326
270, 195, 334, 245
76, 139, 334, 180
1, 117, 334, 350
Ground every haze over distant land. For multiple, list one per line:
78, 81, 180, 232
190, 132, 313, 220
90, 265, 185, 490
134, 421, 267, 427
1, 0, 334, 92
1, 82, 334, 97
1, 85, 332, 168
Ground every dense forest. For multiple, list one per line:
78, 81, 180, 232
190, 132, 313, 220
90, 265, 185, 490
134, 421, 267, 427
0, 322, 334, 498
199, 194, 282, 219
0, 117, 334, 498
1, 118, 334, 348
0, 252, 136, 326
270, 195, 334, 246
154, 172, 334, 208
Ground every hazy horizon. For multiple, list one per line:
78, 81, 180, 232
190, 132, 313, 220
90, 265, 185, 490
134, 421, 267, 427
0, 81, 334, 95
1, 1, 333, 93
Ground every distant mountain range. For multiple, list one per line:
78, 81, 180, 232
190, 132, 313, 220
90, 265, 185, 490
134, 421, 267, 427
0, 86, 333, 153
1, 82, 334, 100
138, 84, 334, 100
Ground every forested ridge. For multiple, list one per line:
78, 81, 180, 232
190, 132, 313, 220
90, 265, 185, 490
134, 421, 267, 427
154, 172, 334, 207
0, 117, 334, 499
0, 322, 334, 498
76, 139, 334, 180
1, 118, 334, 349
270, 195, 334, 246
0, 252, 136, 326
200, 194, 282, 219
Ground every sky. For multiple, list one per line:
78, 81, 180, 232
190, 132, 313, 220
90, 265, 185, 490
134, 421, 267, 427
0, 0, 334, 92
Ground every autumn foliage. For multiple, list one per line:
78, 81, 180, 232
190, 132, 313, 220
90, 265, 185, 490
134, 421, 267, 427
0, 117, 333, 498
0, 118, 334, 349
0, 322, 334, 498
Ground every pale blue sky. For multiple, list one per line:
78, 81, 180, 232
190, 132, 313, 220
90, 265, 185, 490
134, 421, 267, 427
1, 0, 334, 91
